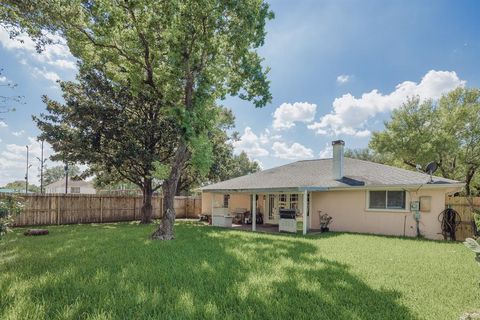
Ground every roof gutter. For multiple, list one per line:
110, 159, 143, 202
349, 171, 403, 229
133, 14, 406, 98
203, 182, 465, 193
324, 182, 465, 191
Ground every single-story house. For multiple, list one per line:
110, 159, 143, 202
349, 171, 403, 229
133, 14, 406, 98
45, 179, 96, 194
201, 140, 464, 240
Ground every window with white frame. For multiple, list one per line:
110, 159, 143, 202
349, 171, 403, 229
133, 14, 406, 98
368, 190, 406, 210
278, 194, 287, 209
289, 194, 298, 210
70, 187, 81, 194
223, 194, 229, 208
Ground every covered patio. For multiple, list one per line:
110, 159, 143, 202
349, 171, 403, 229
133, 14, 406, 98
206, 189, 314, 235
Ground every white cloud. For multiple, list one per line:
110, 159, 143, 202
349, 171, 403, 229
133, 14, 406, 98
33, 67, 60, 84
0, 137, 57, 185
233, 127, 269, 157
309, 70, 466, 137
272, 141, 314, 160
336, 74, 351, 84
0, 28, 36, 51
0, 121, 7, 128
0, 27, 76, 71
12, 130, 25, 137
318, 143, 332, 159
48, 59, 76, 70
273, 102, 317, 130
0, 76, 7, 82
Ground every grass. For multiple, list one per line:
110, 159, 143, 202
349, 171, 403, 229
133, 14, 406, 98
0, 222, 478, 320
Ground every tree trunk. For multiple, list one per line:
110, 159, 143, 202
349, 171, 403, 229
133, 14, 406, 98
465, 166, 476, 196
151, 142, 189, 240
140, 178, 153, 224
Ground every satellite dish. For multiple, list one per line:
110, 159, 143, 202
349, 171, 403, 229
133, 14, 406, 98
425, 161, 438, 183
425, 161, 438, 175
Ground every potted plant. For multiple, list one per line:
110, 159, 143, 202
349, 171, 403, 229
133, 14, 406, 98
319, 213, 332, 232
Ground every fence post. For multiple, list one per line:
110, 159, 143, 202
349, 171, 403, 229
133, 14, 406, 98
160, 197, 163, 218
133, 197, 136, 220
56, 195, 60, 225
193, 198, 196, 219
100, 196, 103, 223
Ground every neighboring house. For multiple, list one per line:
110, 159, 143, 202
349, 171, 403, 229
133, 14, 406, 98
45, 179, 97, 194
201, 140, 464, 240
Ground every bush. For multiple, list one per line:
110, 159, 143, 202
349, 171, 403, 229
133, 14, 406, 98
0, 195, 23, 239
474, 211, 480, 234
463, 238, 480, 265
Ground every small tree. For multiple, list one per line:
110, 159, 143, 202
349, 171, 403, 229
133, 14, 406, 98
0, 195, 23, 239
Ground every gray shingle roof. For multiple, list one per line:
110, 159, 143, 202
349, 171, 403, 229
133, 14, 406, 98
202, 158, 462, 192
45, 179, 94, 188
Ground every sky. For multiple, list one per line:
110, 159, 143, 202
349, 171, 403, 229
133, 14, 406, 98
0, 0, 479, 185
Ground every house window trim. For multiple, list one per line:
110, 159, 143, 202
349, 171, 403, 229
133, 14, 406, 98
223, 194, 229, 209
365, 190, 410, 213
70, 186, 81, 194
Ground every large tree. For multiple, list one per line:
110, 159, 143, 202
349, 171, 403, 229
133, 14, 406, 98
370, 88, 480, 195
37, 67, 178, 223
43, 165, 81, 186
2, 0, 273, 239
344, 148, 387, 164
176, 108, 260, 194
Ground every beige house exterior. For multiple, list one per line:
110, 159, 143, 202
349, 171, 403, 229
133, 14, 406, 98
45, 179, 97, 194
201, 140, 464, 240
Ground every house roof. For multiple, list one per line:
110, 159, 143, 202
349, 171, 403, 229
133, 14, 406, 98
202, 158, 463, 192
45, 179, 94, 189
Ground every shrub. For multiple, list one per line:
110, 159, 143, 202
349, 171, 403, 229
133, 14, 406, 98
463, 238, 480, 265
0, 195, 23, 239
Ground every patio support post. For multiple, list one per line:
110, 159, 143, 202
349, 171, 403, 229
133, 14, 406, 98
303, 189, 308, 235
252, 193, 256, 231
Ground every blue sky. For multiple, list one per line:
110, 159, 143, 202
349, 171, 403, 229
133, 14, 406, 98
1, 0, 480, 185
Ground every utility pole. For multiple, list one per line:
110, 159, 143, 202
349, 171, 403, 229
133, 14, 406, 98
36, 139, 46, 194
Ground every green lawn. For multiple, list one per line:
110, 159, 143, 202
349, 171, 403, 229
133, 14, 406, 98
0, 222, 478, 319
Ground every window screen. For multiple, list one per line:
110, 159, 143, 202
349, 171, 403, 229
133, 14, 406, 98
70, 187, 81, 194
387, 191, 405, 209
369, 191, 386, 209
369, 191, 406, 210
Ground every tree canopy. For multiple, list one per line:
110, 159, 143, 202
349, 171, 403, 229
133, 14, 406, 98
344, 148, 387, 164
43, 165, 81, 186
370, 88, 480, 195
2, 180, 39, 193
2, 0, 273, 239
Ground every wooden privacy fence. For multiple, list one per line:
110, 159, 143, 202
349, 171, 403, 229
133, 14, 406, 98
1, 194, 202, 227
445, 196, 479, 241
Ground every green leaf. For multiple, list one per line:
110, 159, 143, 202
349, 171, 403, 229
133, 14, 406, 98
463, 238, 480, 254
